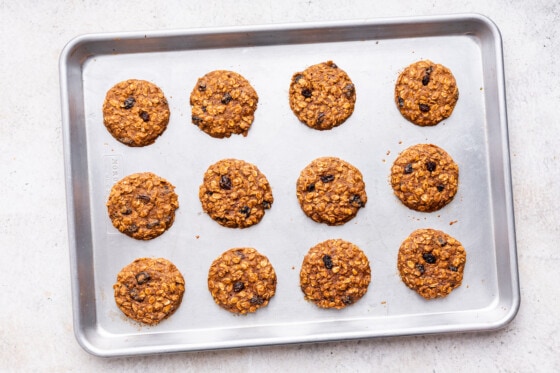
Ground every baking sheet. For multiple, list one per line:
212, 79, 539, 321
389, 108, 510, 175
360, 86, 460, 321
60, 14, 519, 357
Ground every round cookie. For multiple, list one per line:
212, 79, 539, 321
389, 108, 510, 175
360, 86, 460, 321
190, 70, 259, 138
289, 61, 356, 130
300, 239, 371, 309
397, 229, 466, 299
199, 159, 273, 228
390, 144, 458, 212
103, 79, 170, 146
113, 257, 185, 325
107, 172, 179, 240
296, 157, 367, 225
394, 60, 459, 126
207, 247, 277, 314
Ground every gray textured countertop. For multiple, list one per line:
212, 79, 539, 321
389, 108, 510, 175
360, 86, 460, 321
1, 1, 558, 371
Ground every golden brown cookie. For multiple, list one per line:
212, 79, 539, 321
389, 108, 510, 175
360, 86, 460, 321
102, 79, 170, 146
394, 60, 459, 126
190, 70, 259, 138
113, 257, 185, 325
397, 229, 466, 299
300, 239, 371, 309
207, 247, 277, 314
107, 172, 179, 240
199, 159, 273, 228
296, 157, 367, 225
289, 61, 356, 130
390, 144, 458, 212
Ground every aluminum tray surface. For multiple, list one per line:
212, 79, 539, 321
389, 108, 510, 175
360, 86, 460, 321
60, 14, 519, 357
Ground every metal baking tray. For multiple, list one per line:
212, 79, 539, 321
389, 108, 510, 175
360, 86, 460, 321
60, 13, 519, 357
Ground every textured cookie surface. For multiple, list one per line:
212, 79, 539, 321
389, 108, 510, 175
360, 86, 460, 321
199, 159, 273, 228
107, 172, 179, 240
395, 60, 459, 126
113, 257, 185, 325
390, 144, 458, 212
190, 70, 259, 138
207, 247, 277, 314
289, 61, 356, 130
300, 239, 371, 309
296, 157, 366, 225
103, 79, 170, 146
397, 229, 466, 299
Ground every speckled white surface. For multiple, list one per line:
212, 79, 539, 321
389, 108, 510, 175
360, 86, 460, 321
0, 1, 559, 371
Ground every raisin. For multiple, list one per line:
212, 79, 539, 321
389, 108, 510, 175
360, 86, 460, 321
398, 97, 404, 108
322, 255, 333, 269
301, 88, 312, 98
294, 74, 304, 83
349, 194, 365, 207
235, 250, 246, 259
129, 288, 144, 301
342, 296, 353, 305
422, 67, 433, 86
437, 236, 447, 246
198, 83, 206, 91
329, 62, 338, 68
202, 106, 207, 112
146, 220, 160, 229
233, 281, 245, 292
240, 206, 251, 218
221, 92, 233, 104
416, 264, 425, 274
423, 252, 436, 264
343, 83, 355, 98
426, 161, 437, 172
121, 208, 132, 215
449, 266, 458, 272
135, 271, 151, 285
192, 115, 203, 125
126, 224, 138, 234
250, 296, 264, 305
316, 112, 325, 125
219, 175, 232, 190
320, 174, 334, 183
123, 97, 135, 109
139, 111, 150, 122
136, 194, 151, 202
306, 183, 315, 192
419, 103, 430, 112
404, 163, 413, 174
262, 200, 271, 209
437, 184, 445, 192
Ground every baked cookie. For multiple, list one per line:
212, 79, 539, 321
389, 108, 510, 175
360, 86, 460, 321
103, 79, 170, 146
289, 61, 356, 130
199, 159, 273, 228
190, 70, 259, 138
300, 239, 371, 309
296, 157, 367, 225
107, 172, 179, 240
390, 144, 458, 212
394, 60, 459, 126
113, 257, 185, 325
207, 247, 277, 314
397, 229, 466, 299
